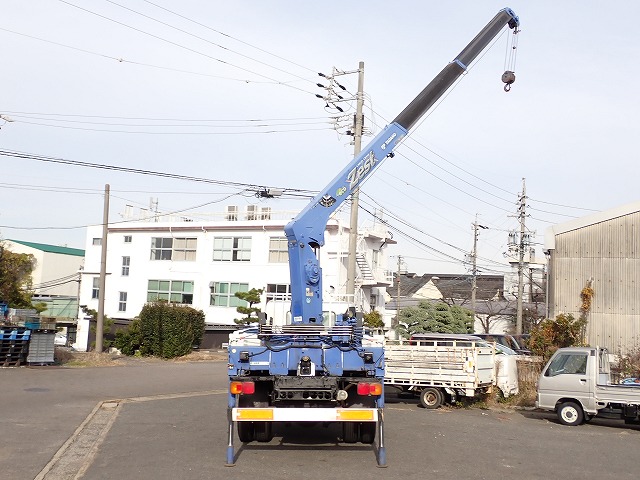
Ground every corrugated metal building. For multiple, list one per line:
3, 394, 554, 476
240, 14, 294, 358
545, 201, 640, 352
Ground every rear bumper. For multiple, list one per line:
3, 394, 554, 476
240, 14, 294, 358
232, 407, 379, 422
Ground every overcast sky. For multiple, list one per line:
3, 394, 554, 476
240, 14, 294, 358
2, 1, 638, 277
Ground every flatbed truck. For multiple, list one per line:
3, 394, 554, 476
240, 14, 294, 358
536, 346, 640, 426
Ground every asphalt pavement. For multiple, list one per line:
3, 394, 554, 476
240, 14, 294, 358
2, 357, 639, 480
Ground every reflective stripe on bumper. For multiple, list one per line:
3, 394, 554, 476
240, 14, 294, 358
232, 407, 378, 422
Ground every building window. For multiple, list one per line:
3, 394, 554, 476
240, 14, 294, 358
92, 277, 100, 299
92, 238, 101, 246
121, 256, 130, 276
172, 238, 197, 261
266, 283, 290, 301
118, 292, 127, 312
269, 237, 288, 263
212, 237, 251, 262
151, 237, 173, 260
210, 282, 249, 307
124, 235, 132, 243
150, 237, 197, 261
147, 280, 194, 304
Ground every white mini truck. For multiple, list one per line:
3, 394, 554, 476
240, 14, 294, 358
536, 346, 640, 426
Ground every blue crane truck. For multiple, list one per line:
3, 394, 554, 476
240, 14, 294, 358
226, 7, 520, 467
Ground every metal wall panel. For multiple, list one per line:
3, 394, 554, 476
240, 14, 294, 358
549, 212, 640, 352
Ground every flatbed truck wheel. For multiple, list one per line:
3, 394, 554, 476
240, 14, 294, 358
557, 401, 584, 426
420, 387, 444, 409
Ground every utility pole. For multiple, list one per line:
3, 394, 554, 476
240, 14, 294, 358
346, 61, 365, 306
96, 184, 110, 353
396, 255, 402, 315
470, 215, 487, 320
150, 197, 159, 222
516, 178, 527, 335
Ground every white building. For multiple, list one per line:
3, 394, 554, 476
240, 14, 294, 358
79, 206, 394, 349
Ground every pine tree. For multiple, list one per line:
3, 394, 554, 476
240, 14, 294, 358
234, 288, 264, 325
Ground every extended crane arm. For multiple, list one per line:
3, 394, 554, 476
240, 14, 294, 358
284, 8, 519, 324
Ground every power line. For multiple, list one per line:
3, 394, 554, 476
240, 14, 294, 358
104, 0, 317, 86
0, 110, 331, 123
7, 119, 334, 135
0, 181, 246, 196
529, 197, 599, 212
0, 148, 308, 193
0, 27, 287, 84
141, 0, 318, 76
57, 0, 318, 97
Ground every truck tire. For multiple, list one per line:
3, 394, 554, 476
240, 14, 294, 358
254, 422, 273, 442
420, 388, 443, 409
237, 422, 255, 442
343, 422, 359, 443
557, 401, 584, 426
359, 422, 376, 444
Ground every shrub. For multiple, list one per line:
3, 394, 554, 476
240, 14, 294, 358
528, 313, 587, 362
614, 345, 640, 379
363, 310, 384, 329
114, 318, 143, 355
120, 302, 205, 359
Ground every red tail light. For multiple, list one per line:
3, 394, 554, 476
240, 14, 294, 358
357, 382, 382, 396
230, 381, 255, 395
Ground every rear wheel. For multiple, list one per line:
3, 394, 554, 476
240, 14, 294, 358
419, 388, 443, 409
343, 422, 359, 443
254, 422, 273, 442
237, 422, 255, 443
342, 422, 376, 444
557, 401, 584, 426
359, 422, 376, 444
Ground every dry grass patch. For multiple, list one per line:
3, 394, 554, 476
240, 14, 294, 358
173, 350, 227, 362
56, 350, 125, 367
54, 348, 227, 367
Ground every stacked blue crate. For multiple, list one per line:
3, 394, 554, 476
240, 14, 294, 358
0, 327, 31, 367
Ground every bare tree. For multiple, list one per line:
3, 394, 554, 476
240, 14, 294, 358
475, 299, 517, 333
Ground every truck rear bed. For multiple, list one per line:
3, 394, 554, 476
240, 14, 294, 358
595, 383, 640, 405
384, 341, 495, 397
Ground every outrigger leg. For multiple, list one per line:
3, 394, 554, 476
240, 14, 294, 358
226, 399, 236, 466
376, 409, 387, 467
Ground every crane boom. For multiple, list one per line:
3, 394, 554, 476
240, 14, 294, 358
284, 8, 519, 324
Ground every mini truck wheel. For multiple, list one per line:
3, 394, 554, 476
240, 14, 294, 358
419, 387, 444, 409
557, 401, 584, 426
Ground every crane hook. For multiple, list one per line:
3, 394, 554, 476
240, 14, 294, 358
502, 70, 516, 92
